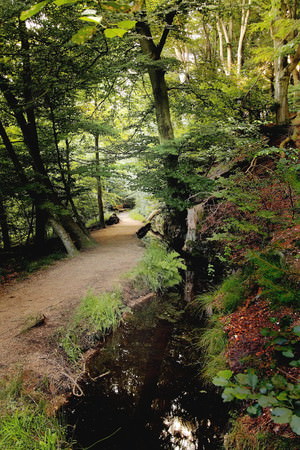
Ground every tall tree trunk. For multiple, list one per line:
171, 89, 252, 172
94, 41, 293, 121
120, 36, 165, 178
0, 28, 93, 251
137, 14, 187, 250
48, 99, 89, 235
49, 217, 77, 257
0, 120, 88, 255
237, 0, 251, 75
35, 204, 47, 246
0, 195, 11, 250
220, 19, 232, 74
216, 19, 227, 74
95, 134, 105, 228
271, 3, 300, 124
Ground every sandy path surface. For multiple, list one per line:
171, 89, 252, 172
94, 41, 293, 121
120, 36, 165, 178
0, 213, 143, 382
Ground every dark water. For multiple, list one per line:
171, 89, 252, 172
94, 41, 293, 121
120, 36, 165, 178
63, 297, 228, 449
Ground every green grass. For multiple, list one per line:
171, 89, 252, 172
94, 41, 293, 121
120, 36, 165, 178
0, 376, 71, 450
129, 210, 145, 222
60, 290, 126, 362
195, 315, 228, 382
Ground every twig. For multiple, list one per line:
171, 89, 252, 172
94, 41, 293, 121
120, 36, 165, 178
60, 370, 84, 397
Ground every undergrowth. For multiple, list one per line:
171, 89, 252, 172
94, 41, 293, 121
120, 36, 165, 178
129, 210, 145, 222
224, 417, 300, 450
130, 238, 186, 293
0, 375, 71, 449
59, 290, 126, 362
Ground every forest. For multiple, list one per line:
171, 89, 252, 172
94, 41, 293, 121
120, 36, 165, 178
0, 0, 300, 448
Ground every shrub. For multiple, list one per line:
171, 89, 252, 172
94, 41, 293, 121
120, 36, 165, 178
130, 239, 186, 293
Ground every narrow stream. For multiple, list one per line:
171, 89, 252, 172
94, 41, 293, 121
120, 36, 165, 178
63, 296, 228, 449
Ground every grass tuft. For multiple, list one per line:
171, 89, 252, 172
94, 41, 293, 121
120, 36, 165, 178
0, 376, 71, 449
59, 290, 127, 362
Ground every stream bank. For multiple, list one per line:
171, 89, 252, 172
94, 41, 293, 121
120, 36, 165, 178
63, 295, 229, 449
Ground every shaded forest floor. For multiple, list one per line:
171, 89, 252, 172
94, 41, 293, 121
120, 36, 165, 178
0, 213, 143, 394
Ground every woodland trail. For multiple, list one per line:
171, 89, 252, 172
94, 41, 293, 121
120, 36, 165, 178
0, 213, 143, 385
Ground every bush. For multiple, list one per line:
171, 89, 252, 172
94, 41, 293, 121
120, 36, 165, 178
130, 239, 186, 293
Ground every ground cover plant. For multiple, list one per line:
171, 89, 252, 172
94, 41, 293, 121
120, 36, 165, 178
60, 290, 126, 362
130, 238, 186, 293
0, 375, 71, 449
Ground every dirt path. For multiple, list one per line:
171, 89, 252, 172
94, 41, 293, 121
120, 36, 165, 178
0, 213, 143, 385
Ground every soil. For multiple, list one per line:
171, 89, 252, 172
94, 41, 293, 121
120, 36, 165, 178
0, 213, 144, 392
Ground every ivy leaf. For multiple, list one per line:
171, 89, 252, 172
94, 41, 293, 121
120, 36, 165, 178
116, 20, 137, 30
71, 26, 97, 44
20, 1, 48, 21
104, 28, 127, 38
271, 407, 292, 424
290, 415, 300, 435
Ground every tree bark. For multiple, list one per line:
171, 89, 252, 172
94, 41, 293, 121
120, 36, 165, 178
0, 120, 89, 255
1, 22, 93, 250
136, 13, 187, 251
0, 195, 11, 250
95, 134, 105, 228
49, 218, 78, 257
237, 0, 251, 75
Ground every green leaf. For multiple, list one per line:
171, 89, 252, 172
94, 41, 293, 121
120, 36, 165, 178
71, 26, 97, 44
54, 0, 80, 5
79, 16, 103, 25
247, 404, 262, 417
222, 388, 235, 402
104, 28, 127, 38
277, 391, 288, 401
247, 372, 258, 390
290, 415, 300, 435
20, 1, 48, 20
290, 360, 300, 367
217, 370, 233, 380
271, 407, 292, 424
235, 374, 249, 385
212, 376, 230, 387
258, 395, 278, 408
232, 386, 251, 400
273, 337, 288, 345
293, 325, 300, 336
116, 20, 137, 30
282, 349, 294, 358
271, 375, 287, 388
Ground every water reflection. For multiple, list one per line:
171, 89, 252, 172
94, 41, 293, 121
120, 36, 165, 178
63, 298, 228, 449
